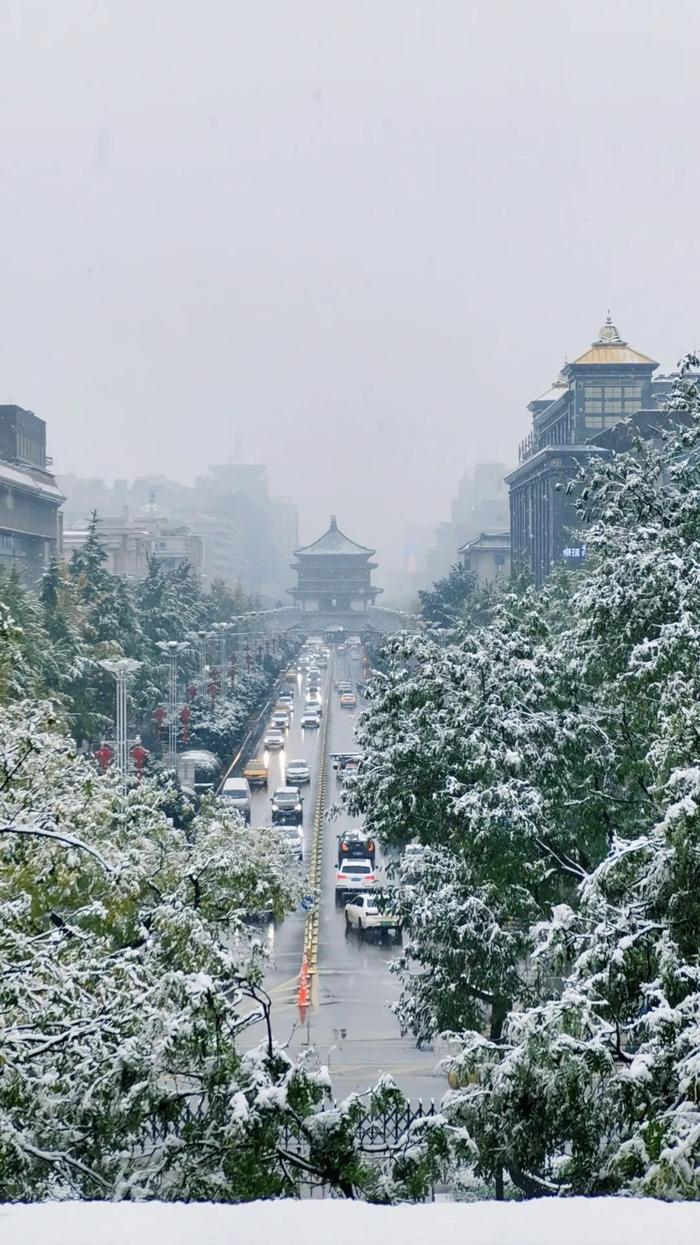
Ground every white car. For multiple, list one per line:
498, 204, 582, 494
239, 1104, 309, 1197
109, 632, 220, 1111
344, 892, 400, 937
335, 858, 376, 903
263, 729, 285, 750
340, 692, 357, 709
337, 681, 353, 694
279, 823, 304, 860
301, 711, 320, 730
271, 711, 290, 731
286, 759, 310, 784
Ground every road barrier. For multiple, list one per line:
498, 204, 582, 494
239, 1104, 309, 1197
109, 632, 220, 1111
301, 653, 333, 981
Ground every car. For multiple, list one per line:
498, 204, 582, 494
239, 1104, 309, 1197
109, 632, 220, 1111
340, 692, 357, 709
219, 776, 251, 822
335, 858, 376, 903
306, 689, 322, 705
263, 729, 285, 750
332, 751, 361, 771
344, 892, 400, 938
307, 675, 322, 690
337, 681, 353, 694
338, 756, 361, 784
305, 699, 323, 718
271, 785, 303, 825
401, 843, 425, 881
284, 669, 298, 684
278, 823, 304, 860
243, 757, 268, 788
286, 759, 310, 785
276, 691, 294, 708
301, 711, 320, 730
271, 710, 290, 731
338, 828, 376, 867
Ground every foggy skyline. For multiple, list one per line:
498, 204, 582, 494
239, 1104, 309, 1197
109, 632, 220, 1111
1, 0, 699, 562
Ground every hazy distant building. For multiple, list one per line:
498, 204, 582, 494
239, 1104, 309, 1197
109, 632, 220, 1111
59, 460, 298, 599
64, 514, 204, 580
269, 496, 300, 592
290, 515, 381, 614
458, 530, 511, 585
506, 316, 669, 585
425, 462, 510, 584
0, 405, 64, 585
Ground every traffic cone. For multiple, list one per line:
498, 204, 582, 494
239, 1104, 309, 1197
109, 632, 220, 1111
297, 957, 310, 1022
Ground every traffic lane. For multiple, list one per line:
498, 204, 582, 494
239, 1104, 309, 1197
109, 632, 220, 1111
247, 665, 329, 990
311, 668, 441, 1101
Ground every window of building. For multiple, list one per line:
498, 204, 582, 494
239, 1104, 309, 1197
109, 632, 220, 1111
624, 385, 642, 401
585, 400, 603, 414
606, 401, 622, 413
604, 386, 622, 399
585, 415, 604, 429
584, 387, 602, 399
624, 400, 641, 413
494, 552, 506, 568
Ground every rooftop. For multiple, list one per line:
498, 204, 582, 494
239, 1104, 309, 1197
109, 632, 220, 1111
294, 515, 375, 558
459, 530, 510, 553
569, 315, 657, 368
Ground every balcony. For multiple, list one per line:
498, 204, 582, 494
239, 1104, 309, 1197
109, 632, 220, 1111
518, 432, 536, 463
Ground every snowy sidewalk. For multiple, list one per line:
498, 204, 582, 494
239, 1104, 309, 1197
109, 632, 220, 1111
3, 1197, 700, 1245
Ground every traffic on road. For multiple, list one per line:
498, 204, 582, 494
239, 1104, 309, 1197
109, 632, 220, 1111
227, 636, 439, 1102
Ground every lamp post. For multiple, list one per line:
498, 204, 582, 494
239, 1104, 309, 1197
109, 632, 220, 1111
210, 621, 233, 672
194, 629, 214, 695
156, 640, 190, 769
98, 657, 142, 796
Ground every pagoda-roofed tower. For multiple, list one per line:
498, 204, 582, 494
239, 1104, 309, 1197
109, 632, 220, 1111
289, 515, 382, 614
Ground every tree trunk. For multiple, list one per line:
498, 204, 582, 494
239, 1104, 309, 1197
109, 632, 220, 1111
490, 997, 509, 1043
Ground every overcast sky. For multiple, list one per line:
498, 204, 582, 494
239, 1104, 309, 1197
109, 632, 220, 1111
1, 0, 698, 561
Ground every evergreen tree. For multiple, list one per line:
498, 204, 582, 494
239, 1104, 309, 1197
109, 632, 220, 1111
418, 561, 476, 629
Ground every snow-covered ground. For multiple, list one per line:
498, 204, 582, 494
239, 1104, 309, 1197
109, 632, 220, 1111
3, 1198, 699, 1245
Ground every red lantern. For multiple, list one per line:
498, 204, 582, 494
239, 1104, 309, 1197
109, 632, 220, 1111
186, 683, 198, 702
152, 705, 167, 735
95, 743, 114, 771
180, 704, 191, 746
130, 740, 149, 775
207, 679, 218, 707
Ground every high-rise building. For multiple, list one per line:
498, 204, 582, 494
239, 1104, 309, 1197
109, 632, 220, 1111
0, 405, 64, 585
506, 316, 667, 585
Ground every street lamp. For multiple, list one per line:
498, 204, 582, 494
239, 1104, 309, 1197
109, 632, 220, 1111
210, 621, 233, 672
98, 657, 142, 796
156, 640, 190, 769
194, 629, 214, 694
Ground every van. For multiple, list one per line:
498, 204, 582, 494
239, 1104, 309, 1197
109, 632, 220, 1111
220, 777, 251, 822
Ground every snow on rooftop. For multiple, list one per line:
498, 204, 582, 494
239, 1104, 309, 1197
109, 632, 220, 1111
4, 1198, 699, 1245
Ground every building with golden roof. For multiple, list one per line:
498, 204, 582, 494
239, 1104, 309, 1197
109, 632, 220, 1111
505, 317, 673, 585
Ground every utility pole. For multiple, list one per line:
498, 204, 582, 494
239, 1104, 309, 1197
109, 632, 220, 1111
196, 629, 212, 695
98, 658, 142, 797
156, 640, 190, 769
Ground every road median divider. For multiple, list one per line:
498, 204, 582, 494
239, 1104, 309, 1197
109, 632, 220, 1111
301, 658, 332, 984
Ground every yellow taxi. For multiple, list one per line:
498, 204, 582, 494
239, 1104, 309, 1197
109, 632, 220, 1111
243, 757, 268, 788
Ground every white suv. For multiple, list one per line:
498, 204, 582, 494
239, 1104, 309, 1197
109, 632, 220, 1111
335, 858, 376, 904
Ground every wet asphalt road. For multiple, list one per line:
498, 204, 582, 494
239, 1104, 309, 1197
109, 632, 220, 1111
242, 647, 441, 1104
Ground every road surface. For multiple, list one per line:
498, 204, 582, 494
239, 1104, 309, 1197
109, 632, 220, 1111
243, 647, 441, 1103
